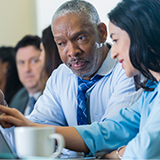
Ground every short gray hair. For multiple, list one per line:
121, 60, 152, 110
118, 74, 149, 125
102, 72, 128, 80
51, 0, 101, 32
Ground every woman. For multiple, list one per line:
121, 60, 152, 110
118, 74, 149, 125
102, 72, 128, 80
40, 25, 62, 91
0, 46, 22, 104
0, 0, 160, 159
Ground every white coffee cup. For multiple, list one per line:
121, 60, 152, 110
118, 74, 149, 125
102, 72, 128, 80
14, 127, 65, 158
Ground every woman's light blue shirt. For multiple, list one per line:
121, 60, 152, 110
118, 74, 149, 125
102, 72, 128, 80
75, 80, 160, 159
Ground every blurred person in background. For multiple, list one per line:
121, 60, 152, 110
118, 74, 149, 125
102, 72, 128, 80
0, 46, 22, 104
9, 35, 43, 116
40, 25, 63, 91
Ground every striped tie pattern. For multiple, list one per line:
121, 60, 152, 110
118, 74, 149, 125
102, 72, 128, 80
77, 75, 102, 125
29, 96, 36, 114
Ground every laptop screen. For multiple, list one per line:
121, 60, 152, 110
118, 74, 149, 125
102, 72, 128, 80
0, 130, 17, 159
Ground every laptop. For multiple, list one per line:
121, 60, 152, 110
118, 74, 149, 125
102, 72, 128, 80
0, 130, 18, 159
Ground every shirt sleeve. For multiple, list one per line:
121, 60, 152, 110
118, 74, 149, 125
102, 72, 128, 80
26, 70, 67, 126
122, 93, 160, 159
74, 95, 142, 157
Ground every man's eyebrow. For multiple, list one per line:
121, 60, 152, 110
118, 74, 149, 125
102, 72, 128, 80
73, 31, 86, 37
54, 31, 87, 41
54, 36, 63, 40
17, 56, 39, 61
70, 31, 88, 41
29, 56, 40, 60
32, 56, 39, 58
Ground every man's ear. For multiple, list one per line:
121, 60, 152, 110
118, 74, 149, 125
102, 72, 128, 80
98, 22, 107, 43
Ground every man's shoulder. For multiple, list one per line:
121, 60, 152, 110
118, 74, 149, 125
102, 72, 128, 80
112, 62, 125, 75
47, 63, 77, 90
9, 87, 29, 108
51, 63, 75, 79
56, 63, 72, 73
107, 62, 132, 84
15, 87, 28, 96
10, 87, 28, 102
111, 62, 136, 86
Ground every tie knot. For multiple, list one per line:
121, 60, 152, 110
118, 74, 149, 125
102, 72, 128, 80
30, 97, 36, 105
78, 75, 102, 93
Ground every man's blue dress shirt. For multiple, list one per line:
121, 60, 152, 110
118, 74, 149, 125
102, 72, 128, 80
1, 49, 142, 154
75, 80, 160, 159
27, 50, 142, 125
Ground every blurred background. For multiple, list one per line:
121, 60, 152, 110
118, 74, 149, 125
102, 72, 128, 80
0, 0, 120, 46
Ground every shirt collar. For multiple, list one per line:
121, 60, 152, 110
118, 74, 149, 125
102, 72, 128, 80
96, 47, 118, 76
29, 91, 41, 100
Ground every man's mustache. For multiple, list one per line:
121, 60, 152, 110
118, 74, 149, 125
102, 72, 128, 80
67, 57, 88, 67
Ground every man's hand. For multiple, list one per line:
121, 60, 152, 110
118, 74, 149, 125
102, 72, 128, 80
0, 105, 35, 128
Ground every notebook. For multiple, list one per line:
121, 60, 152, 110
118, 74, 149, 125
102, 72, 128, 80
0, 130, 18, 159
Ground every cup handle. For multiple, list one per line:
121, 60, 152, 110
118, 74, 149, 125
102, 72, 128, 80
49, 133, 65, 158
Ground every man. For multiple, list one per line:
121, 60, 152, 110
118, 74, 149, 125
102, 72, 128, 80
0, 0, 142, 156
9, 35, 43, 116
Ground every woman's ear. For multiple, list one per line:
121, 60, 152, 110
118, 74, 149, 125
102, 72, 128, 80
98, 22, 108, 43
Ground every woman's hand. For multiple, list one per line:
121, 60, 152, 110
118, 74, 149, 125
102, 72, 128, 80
102, 146, 126, 159
0, 89, 33, 128
0, 105, 35, 128
0, 90, 6, 106
102, 150, 118, 159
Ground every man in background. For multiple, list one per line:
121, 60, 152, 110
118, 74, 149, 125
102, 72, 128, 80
9, 35, 43, 116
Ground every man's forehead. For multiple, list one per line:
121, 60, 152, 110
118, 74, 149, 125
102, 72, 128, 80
16, 48, 40, 60
52, 14, 96, 37
17, 45, 38, 52
53, 13, 91, 27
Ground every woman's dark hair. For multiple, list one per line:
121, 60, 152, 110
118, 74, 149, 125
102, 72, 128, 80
108, 0, 160, 90
0, 46, 22, 103
42, 25, 62, 78
40, 25, 63, 91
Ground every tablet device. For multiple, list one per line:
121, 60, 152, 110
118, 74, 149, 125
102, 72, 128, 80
0, 130, 18, 159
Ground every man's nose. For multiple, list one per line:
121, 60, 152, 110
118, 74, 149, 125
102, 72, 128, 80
24, 62, 31, 71
67, 41, 81, 57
